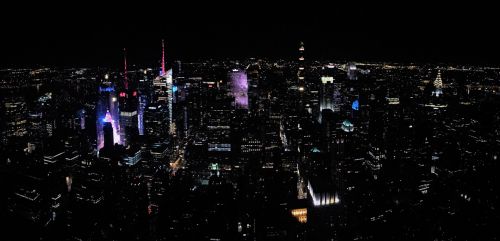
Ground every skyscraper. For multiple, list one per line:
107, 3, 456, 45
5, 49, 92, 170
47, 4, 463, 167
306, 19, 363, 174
228, 69, 248, 109
97, 79, 121, 150
320, 74, 335, 112
432, 70, 443, 97
1, 96, 27, 144
166, 69, 175, 134
119, 49, 139, 146
103, 120, 114, 150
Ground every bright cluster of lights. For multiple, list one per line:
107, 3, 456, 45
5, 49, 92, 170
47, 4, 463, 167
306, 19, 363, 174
321, 76, 334, 84
341, 120, 354, 132
100, 110, 120, 148
307, 181, 340, 206
352, 99, 359, 110
291, 208, 307, 223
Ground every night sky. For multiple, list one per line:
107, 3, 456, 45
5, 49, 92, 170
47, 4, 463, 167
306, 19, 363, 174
1, 3, 498, 67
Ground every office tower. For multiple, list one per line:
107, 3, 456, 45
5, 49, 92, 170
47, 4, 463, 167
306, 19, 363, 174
228, 69, 249, 109
332, 82, 342, 112
152, 71, 174, 134
119, 49, 139, 146
152, 41, 175, 135
119, 106, 138, 146
138, 95, 147, 136
2, 96, 28, 138
153, 74, 168, 104
320, 75, 335, 112
166, 69, 175, 134
144, 104, 168, 139
206, 108, 232, 164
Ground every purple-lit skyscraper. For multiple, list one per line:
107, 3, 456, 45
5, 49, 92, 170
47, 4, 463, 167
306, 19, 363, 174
228, 69, 248, 109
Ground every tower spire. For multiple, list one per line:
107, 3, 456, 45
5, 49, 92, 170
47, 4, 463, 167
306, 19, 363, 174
161, 39, 166, 76
434, 70, 443, 88
123, 48, 128, 90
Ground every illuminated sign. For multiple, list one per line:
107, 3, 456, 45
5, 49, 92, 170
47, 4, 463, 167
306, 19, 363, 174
99, 86, 114, 92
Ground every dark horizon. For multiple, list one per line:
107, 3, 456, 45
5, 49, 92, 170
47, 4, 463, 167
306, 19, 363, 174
1, 4, 499, 68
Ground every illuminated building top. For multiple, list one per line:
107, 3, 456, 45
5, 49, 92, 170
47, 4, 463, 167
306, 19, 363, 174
103, 110, 113, 123
432, 70, 444, 97
341, 119, 354, 132
352, 99, 359, 110
434, 70, 443, 89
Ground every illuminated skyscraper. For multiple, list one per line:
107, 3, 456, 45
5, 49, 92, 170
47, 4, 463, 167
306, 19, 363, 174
153, 40, 175, 135
432, 70, 443, 97
119, 49, 139, 146
96, 80, 120, 150
1, 96, 27, 144
228, 69, 248, 109
332, 82, 342, 112
320, 76, 335, 112
166, 69, 175, 134
103, 118, 114, 150
119, 97, 138, 145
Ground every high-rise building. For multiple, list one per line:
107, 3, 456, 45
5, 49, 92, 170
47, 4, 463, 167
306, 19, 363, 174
144, 104, 168, 139
432, 70, 443, 97
96, 79, 121, 150
1, 96, 28, 144
166, 69, 175, 134
119, 107, 138, 146
119, 49, 139, 146
228, 69, 248, 110
153, 40, 175, 135
320, 76, 335, 112
103, 121, 114, 150
332, 82, 342, 112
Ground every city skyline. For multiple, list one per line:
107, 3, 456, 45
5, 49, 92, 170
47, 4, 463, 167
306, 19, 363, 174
2, 4, 500, 241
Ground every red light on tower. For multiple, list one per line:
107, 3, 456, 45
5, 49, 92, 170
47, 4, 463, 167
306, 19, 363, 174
120, 92, 126, 97
133, 91, 137, 97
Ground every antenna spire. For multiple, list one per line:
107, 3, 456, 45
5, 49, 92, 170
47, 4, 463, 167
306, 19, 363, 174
161, 39, 166, 76
124, 48, 128, 89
